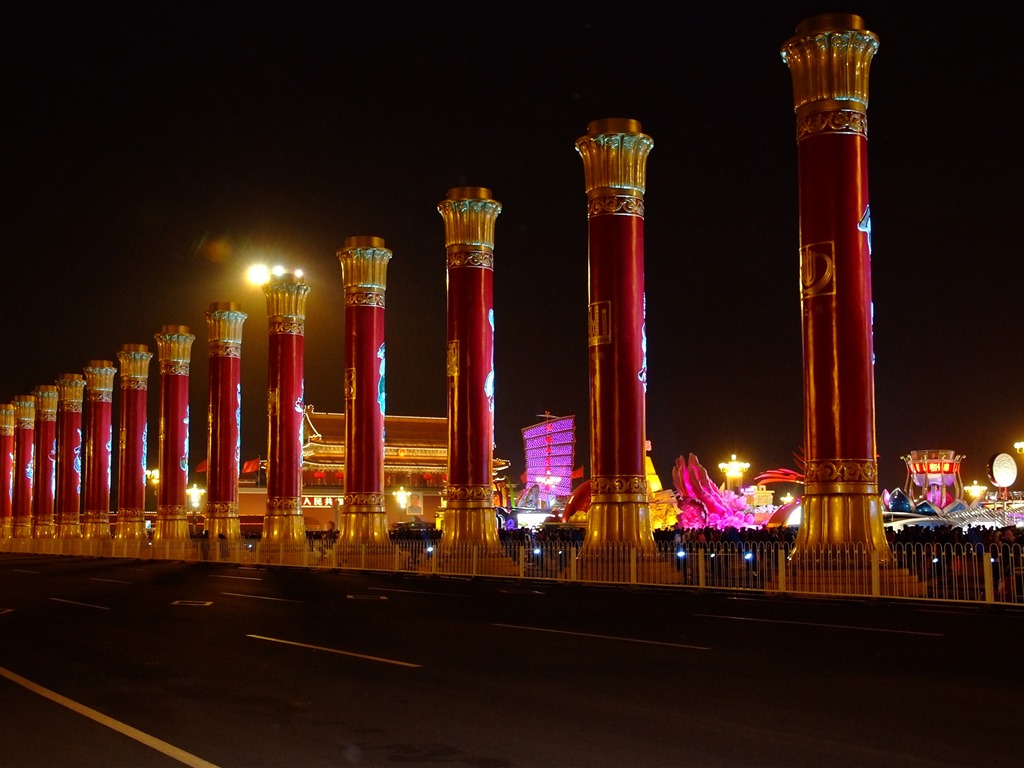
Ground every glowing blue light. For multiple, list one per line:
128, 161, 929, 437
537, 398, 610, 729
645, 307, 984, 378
533, 547, 541, 555
932, 557, 939, 564
676, 550, 686, 559
744, 552, 753, 561
426, 545, 434, 553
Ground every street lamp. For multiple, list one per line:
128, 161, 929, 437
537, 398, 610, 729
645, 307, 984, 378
718, 454, 750, 492
1014, 441, 1024, 455
964, 480, 987, 503
393, 486, 409, 512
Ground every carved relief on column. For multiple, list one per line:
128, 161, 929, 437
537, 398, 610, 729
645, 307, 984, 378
115, 344, 152, 540
11, 395, 36, 538
152, 326, 195, 543
0, 403, 16, 539
82, 361, 116, 539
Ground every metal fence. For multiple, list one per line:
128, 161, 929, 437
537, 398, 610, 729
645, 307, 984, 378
2, 536, 1021, 604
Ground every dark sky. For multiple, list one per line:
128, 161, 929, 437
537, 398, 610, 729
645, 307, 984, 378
3, 1, 1022, 498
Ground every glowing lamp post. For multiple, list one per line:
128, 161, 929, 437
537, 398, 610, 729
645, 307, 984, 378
964, 481, 987, 503
393, 486, 409, 513
1015, 441, 1024, 456
718, 454, 750, 493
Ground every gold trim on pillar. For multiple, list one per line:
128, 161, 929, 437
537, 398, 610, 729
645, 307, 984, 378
0, 403, 14, 435
13, 396, 35, 428
263, 273, 310, 331
338, 236, 391, 306
575, 118, 653, 203
83, 361, 117, 401
56, 374, 86, 412
437, 188, 502, 254
117, 344, 153, 389
781, 14, 879, 137
206, 302, 247, 356
155, 327, 195, 373
32, 386, 58, 421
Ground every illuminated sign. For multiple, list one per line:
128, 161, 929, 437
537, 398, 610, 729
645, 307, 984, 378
301, 496, 341, 508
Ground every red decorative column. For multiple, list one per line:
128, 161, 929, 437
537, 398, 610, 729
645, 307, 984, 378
55, 374, 85, 538
11, 396, 36, 539
336, 236, 391, 543
205, 302, 247, 542
262, 273, 310, 546
782, 15, 890, 557
152, 326, 195, 543
82, 361, 116, 539
31, 386, 59, 538
115, 344, 152, 539
575, 119, 655, 552
437, 188, 501, 546
0, 404, 15, 539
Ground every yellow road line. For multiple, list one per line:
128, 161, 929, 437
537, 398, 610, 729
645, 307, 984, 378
247, 634, 422, 667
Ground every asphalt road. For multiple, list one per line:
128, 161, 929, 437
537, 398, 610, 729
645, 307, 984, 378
1, 553, 1020, 767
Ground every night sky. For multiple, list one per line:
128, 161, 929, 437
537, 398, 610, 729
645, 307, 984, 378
4, 1, 1022, 500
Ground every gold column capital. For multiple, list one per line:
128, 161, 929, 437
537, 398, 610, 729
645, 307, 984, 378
338, 236, 392, 302
263, 273, 310, 323
32, 385, 59, 420
0, 403, 14, 435
13, 395, 35, 427
205, 302, 248, 346
55, 374, 86, 411
781, 14, 879, 117
83, 361, 117, 400
117, 344, 153, 387
155, 326, 195, 364
437, 188, 502, 254
575, 118, 653, 199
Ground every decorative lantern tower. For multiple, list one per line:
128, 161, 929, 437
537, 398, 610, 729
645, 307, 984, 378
81, 361, 116, 539
1, 404, 17, 539
437, 188, 502, 546
337, 236, 391, 543
31, 386, 59, 538
262, 273, 310, 546
152, 326, 195, 542
54, 374, 86, 538
575, 118, 655, 552
115, 344, 152, 539
781, 14, 890, 557
11, 396, 34, 539
205, 302, 247, 542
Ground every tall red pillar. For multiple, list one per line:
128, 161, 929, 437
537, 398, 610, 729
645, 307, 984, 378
11, 396, 36, 539
115, 344, 152, 539
205, 302, 247, 542
1, 404, 16, 539
54, 374, 85, 538
575, 119, 655, 552
262, 273, 310, 546
31, 386, 59, 538
336, 236, 391, 543
82, 361, 116, 539
781, 14, 890, 557
437, 188, 502, 546
152, 326, 195, 543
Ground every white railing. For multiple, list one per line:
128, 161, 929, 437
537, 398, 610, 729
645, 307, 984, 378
2, 536, 1021, 604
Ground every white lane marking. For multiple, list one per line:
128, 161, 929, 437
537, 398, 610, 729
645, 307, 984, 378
172, 601, 212, 606
49, 598, 109, 610
90, 577, 132, 584
12, 569, 40, 574
247, 634, 422, 668
494, 623, 711, 651
694, 613, 943, 636
210, 575, 262, 581
369, 587, 466, 597
1, 609, 13, 615
0, 665, 221, 768
346, 595, 388, 600
221, 592, 302, 603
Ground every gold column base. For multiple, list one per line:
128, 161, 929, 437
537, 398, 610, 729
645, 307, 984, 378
33, 518, 56, 538
114, 509, 148, 540
580, 497, 656, 554
337, 509, 390, 544
81, 511, 111, 539
205, 502, 241, 541
0, 519, 11, 539
55, 520, 82, 538
440, 504, 502, 548
795, 490, 892, 563
262, 499, 306, 546
152, 506, 190, 541
12, 517, 33, 538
